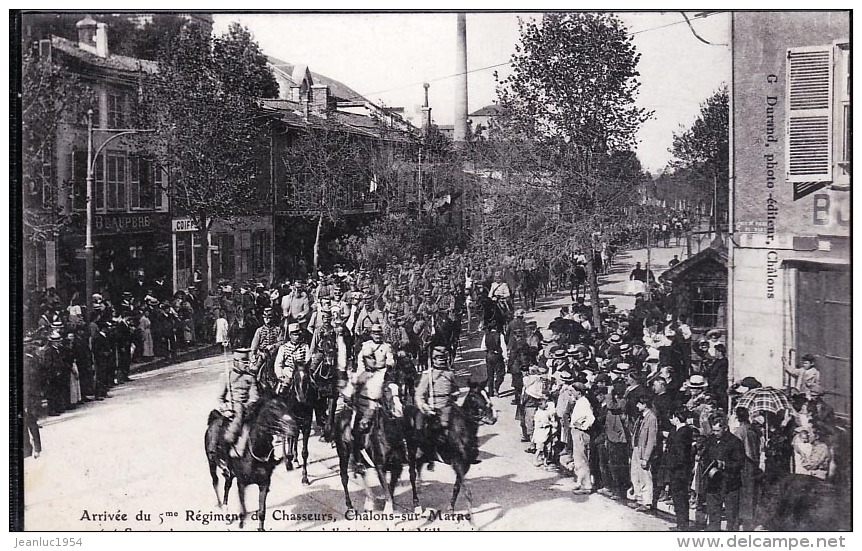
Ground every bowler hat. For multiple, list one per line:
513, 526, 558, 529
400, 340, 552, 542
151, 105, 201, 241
739, 376, 762, 389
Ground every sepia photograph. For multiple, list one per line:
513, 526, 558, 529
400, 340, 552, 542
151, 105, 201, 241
10, 9, 851, 534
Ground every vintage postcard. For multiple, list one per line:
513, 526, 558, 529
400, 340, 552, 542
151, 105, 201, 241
13, 9, 851, 534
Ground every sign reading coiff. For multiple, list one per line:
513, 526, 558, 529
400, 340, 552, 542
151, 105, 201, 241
172, 218, 200, 233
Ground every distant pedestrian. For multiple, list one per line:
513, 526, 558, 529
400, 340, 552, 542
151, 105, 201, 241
214, 309, 230, 353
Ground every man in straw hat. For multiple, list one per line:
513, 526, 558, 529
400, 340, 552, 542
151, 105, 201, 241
569, 381, 596, 495
219, 348, 260, 458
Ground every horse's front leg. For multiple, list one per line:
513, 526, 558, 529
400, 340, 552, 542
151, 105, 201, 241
257, 483, 269, 531
222, 473, 234, 509
408, 452, 422, 513
450, 462, 466, 513
284, 436, 296, 471
237, 482, 248, 529
339, 445, 354, 512
301, 428, 310, 485
375, 463, 395, 514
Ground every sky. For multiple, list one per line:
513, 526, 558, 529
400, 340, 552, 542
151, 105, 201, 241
211, 10, 730, 174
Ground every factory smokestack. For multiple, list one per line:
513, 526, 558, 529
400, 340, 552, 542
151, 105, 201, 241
454, 13, 469, 145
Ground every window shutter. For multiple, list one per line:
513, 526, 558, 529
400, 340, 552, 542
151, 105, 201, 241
786, 47, 833, 182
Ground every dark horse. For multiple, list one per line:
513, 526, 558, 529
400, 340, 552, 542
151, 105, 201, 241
279, 364, 318, 485
519, 268, 539, 310
331, 391, 408, 513
404, 385, 497, 513
478, 283, 511, 334
570, 263, 587, 301
204, 395, 298, 531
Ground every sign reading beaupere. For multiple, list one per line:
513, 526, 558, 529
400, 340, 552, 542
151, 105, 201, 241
94, 214, 153, 233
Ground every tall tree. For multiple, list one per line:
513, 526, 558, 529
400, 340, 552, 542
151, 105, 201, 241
497, 12, 652, 153
21, 45, 92, 245
669, 84, 729, 232
282, 120, 365, 273
139, 21, 275, 292
488, 12, 653, 321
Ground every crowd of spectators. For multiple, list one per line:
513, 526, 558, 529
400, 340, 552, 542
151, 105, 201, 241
489, 289, 848, 531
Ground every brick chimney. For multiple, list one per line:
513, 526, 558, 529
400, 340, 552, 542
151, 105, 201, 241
310, 84, 330, 116
76, 16, 108, 57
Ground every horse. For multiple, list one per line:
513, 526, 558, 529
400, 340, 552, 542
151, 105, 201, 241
519, 269, 539, 311
279, 364, 317, 485
331, 390, 408, 513
204, 395, 298, 531
569, 263, 587, 301
478, 286, 511, 335
308, 336, 340, 442
404, 385, 497, 513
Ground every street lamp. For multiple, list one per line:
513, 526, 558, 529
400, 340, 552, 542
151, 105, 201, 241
85, 109, 154, 316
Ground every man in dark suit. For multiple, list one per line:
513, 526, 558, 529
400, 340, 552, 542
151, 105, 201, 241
665, 408, 698, 531
701, 412, 746, 531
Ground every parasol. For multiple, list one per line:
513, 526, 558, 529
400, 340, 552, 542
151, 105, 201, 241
735, 386, 792, 416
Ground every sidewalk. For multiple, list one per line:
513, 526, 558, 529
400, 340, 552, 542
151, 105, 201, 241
128, 342, 222, 376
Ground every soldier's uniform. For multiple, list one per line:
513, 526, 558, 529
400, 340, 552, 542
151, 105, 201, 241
219, 348, 260, 457
343, 325, 397, 430
274, 337, 310, 386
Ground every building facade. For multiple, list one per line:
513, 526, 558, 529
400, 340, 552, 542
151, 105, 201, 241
729, 12, 850, 414
38, 18, 171, 304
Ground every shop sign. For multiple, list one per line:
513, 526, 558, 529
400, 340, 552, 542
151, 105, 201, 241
93, 213, 163, 234
173, 217, 200, 233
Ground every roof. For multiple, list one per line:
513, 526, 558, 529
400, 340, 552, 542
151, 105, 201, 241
470, 104, 504, 117
51, 36, 158, 74
259, 99, 416, 142
659, 241, 728, 283
267, 56, 366, 103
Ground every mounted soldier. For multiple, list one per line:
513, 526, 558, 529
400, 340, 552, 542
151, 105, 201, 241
343, 324, 398, 434
218, 348, 260, 458
274, 323, 310, 393
415, 344, 481, 469
250, 307, 284, 395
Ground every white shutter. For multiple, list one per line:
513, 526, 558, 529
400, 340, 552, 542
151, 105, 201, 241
786, 46, 833, 182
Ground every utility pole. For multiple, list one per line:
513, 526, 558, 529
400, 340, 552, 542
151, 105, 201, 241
84, 108, 154, 315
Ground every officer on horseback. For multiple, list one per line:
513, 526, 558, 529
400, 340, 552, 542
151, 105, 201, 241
342, 323, 398, 432
415, 344, 477, 467
274, 323, 310, 390
219, 348, 260, 458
